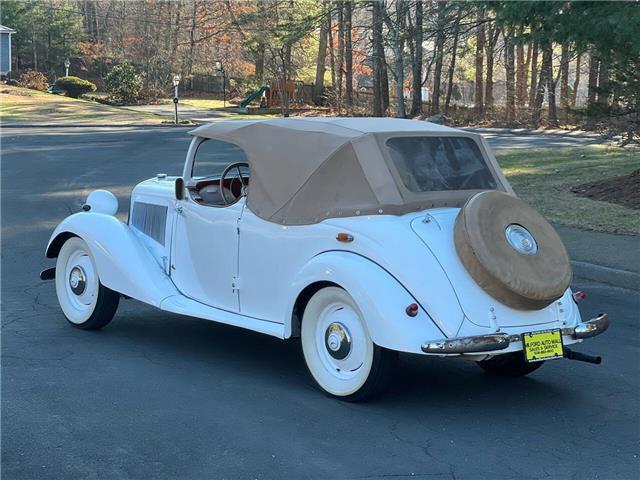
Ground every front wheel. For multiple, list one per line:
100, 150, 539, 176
477, 351, 544, 377
55, 237, 119, 330
301, 287, 397, 401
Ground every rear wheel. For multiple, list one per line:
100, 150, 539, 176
477, 351, 544, 377
55, 237, 119, 330
301, 287, 397, 401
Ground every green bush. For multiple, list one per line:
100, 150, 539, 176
17, 70, 48, 91
104, 62, 143, 104
54, 76, 96, 98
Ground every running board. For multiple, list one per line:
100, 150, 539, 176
160, 294, 285, 339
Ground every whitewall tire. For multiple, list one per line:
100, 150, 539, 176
301, 287, 397, 401
55, 237, 119, 330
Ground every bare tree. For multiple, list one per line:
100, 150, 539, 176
344, 1, 353, 111
571, 52, 581, 108
597, 56, 609, 109
587, 47, 599, 108
372, 0, 384, 116
409, 0, 423, 116
313, 10, 329, 104
474, 6, 485, 115
532, 39, 551, 126
484, 20, 500, 111
336, 2, 345, 113
515, 25, 530, 107
504, 23, 516, 124
559, 42, 570, 119
431, 1, 447, 115
444, 7, 461, 114
528, 34, 539, 108
383, 0, 408, 118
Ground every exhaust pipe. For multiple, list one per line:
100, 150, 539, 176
564, 347, 602, 365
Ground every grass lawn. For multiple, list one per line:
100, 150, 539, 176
0, 85, 167, 125
496, 146, 639, 235
181, 98, 228, 109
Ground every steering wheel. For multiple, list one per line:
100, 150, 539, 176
219, 162, 249, 205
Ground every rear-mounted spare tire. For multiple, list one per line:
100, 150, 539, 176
454, 191, 572, 310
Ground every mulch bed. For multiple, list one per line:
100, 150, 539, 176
571, 169, 640, 209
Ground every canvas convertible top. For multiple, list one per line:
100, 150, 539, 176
190, 117, 511, 225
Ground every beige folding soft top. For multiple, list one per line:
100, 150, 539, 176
190, 117, 511, 225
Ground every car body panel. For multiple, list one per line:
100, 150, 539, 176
47, 212, 177, 308
45, 119, 599, 359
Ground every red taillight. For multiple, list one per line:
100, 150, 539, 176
573, 291, 586, 302
336, 233, 354, 243
406, 303, 419, 317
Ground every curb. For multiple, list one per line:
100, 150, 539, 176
571, 260, 640, 290
463, 127, 608, 140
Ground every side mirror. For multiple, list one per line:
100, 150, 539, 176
175, 177, 185, 200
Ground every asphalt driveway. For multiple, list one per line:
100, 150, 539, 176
2, 127, 638, 479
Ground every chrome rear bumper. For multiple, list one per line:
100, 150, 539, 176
421, 313, 609, 355
569, 313, 609, 339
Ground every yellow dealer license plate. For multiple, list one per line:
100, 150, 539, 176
522, 329, 564, 363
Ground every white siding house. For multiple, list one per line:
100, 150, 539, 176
0, 25, 16, 77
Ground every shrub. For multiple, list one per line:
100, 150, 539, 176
16, 70, 48, 91
104, 62, 143, 104
54, 76, 97, 98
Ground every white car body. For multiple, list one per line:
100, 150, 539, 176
44, 118, 608, 399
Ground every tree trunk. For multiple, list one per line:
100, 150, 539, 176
571, 52, 581, 108
597, 56, 609, 109
474, 7, 485, 115
504, 24, 516, 124
328, 10, 336, 92
444, 9, 461, 114
529, 37, 539, 108
344, 1, 353, 111
545, 42, 558, 127
313, 13, 329, 104
409, 0, 423, 116
484, 24, 500, 111
559, 42, 570, 110
431, 1, 447, 115
515, 25, 526, 107
532, 40, 551, 126
381, 50, 390, 113
587, 47, 599, 109
336, 2, 344, 114
392, 3, 406, 118
372, 0, 383, 116
187, 0, 198, 77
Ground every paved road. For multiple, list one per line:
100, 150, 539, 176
2, 127, 638, 479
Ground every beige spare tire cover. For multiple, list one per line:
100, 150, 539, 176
454, 191, 572, 310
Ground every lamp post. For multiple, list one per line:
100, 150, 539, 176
214, 61, 226, 108
172, 74, 181, 125
64, 58, 70, 77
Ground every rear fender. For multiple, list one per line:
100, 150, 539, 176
289, 251, 444, 354
46, 213, 177, 307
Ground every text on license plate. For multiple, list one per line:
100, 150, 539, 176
522, 329, 564, 363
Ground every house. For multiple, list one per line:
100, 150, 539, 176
0, 25, 16, 77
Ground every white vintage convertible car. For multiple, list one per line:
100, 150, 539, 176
42, 117, 609, 400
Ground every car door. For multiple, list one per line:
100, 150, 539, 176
169, 138, 247, 313
170, 199, 242, 312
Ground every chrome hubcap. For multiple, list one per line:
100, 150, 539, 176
69, 266, 87, 295
505, 224, 538, 256
324, 322, 352, 360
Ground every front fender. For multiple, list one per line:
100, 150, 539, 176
46, 212, 177, 307
289, 251, 445, 354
